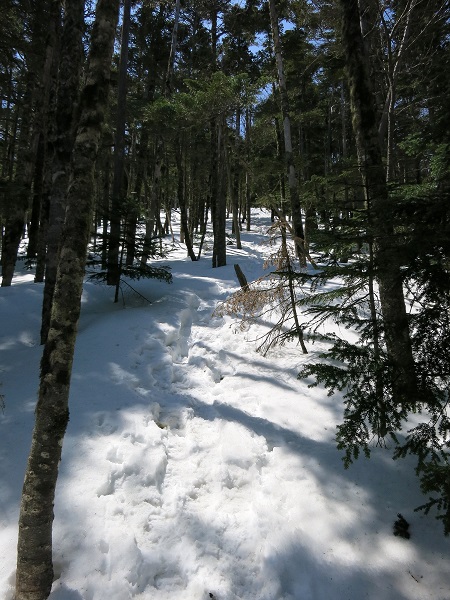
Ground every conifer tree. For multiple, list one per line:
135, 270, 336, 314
1, 0, 51, 287
268, 0, 306, 265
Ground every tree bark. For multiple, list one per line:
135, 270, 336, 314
107, 0, 131, 288
211, 116, 227, 268
15, 1, 120, 598
40, 0, 85, 344
175, 140, 197, 261
245, 107, 252, 231
140, 142, 162, 267
1, 0, 49, 286
268, 0, 305, 266
165, 0, 181, 93
231, 107, 242, 249
339, 0, 418, 406
208, 7, 226, 268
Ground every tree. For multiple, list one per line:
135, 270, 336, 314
1, 0, 51, 287
268, 0, 306, 265
294, 0, 450, 531
15, 1, 120, 597
339, 0, 418, 408
40, 0, 85, 344
107, 0, 131, 289
208, 2, 228, 268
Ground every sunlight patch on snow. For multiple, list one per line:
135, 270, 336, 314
2, 210, 450, 600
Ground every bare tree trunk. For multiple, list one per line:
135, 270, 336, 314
209, 7, 226, 268
140, 144, 162, 267
40, 0, 85, 344
340, 0, 418, 406
107, 0, 131, 288
175, 140, 197, 261
165, 0, 181, 93
15, 2, 120, 598
268, 0, 305, 266
245, 107, 252, 231
232, 108, 242, 248
211, 116, 227, 268
1, 0, 49, 286
28, 0, 61, 264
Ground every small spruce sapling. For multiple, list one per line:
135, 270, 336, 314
215, 222, 308, 355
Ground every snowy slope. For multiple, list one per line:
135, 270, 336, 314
1, 210, 449, 600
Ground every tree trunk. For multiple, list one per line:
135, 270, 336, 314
245, 107, 251, 231
339, 0, 418, 406
232, 107, 242, 249
268, 0, 305, 266
211, 116, 227, 268
140, 143, 162, 267
165, 0, 181, 93
1, 0, 58, 285
175, 141, 197, 261
107, 0, 131, 288
40, 0, 85, 344
1, 84, 37, 285
15, 2, 120, 598
28, 132, 47, 262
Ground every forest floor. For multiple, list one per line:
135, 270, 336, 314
1, 209, 449, 600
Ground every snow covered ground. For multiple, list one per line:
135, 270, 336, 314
1, 209, 449, 600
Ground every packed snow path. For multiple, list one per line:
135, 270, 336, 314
1, 211, 450, 600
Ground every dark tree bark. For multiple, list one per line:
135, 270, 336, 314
15, 1, 120, 598
140, 143, 162, 267
231, 107, 242, 248
40, 0, 85, 344
339, 0, 418, 407
208, 6, 227, 268
27, 0, 61, 264
165, 0, 181, 93
175, 140, 197, 261
33, 2, 62, 283
107, 0, 131, 288
1, 0, 49, 286
211, 116, 227, 268
244, 107, 252, 231
268, 0, 305, 266
27, 132, 46, 261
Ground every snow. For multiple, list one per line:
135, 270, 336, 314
1, 209, 449, 600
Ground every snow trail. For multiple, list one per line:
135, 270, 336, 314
1, 211, 450, 599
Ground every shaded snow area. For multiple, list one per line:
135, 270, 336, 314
1, 210, 450, 600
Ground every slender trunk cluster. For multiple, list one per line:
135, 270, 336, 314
1, 0, 49, 287
40, 0, 85, 344
211, 116, 227, 268
107, 0, 131, 288
268, 0, 306, 266
15, 2, 120, 598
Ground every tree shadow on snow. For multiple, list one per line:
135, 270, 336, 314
183, 397, 449, 599
50, 388, 450, 600
49, 583, 84, 600
177, 507, 416, 600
